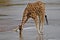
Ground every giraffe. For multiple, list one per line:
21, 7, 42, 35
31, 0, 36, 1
14, 1, 48, 35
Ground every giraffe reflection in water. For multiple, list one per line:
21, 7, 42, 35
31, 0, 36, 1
36, 34, 44, 40
19, 30, 23, 40
19, 32, 44, 40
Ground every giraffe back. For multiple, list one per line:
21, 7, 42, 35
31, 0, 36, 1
24, 1, 45, 16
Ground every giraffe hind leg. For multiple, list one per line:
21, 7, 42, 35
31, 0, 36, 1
32, 16, 41, 34
39, 14, 45, 35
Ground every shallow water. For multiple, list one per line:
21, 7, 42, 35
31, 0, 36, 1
0, 4, 60, 40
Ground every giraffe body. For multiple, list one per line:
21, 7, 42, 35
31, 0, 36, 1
14, 1, 47, 35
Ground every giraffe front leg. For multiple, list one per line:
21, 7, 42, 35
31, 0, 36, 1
19, 16, 29, 37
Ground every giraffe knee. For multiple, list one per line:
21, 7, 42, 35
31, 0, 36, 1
19, 25, 23, 31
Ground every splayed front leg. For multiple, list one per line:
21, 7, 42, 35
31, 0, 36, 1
19, 25, 23, 37
19, 14, 29, 37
